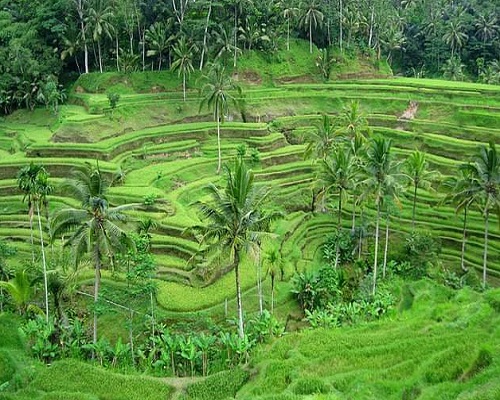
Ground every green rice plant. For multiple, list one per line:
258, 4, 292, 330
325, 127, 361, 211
183, 367, 249, 400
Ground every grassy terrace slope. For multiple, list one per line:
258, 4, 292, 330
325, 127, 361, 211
236, 281, 500, 400
0, 63, 499, 318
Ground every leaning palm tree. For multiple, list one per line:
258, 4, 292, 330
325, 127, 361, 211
462, 142, 500, 288
402, 150, 438, 227
17, 163, 52, 321
193, 157, 272, 338
362, 137, 400, 294
51, 164, 133, 344
171, 36, 197, 102
199, 63, 242, 174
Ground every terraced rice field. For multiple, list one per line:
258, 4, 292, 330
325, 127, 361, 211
0, 75, 499, 315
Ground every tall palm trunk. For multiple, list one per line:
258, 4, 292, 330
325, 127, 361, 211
287, 19, 290, 51
93, 247, 102, 345
411, 182, 418, 228
372, 200, 381, 295
98, 41, 103, 73
234, 247, 244, 338
36, 202, 49, 322
29, 208, 35, 264
334, 188, 343, 269
383, 213, 389, 279
200, 0, 212, 70
309, 20, 313, 54
482, 209, 489, 289
460, 207, 468, 271
339, 0, 343, 53
234, 5, 238, 67
216, 115, 222, 174
183, 72, 186, 102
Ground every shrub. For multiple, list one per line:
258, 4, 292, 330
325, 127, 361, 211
184, 367, 249, 400
322, 230, 355, 267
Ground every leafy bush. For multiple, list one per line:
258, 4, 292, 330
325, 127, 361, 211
184, 367, 249, 400
322, 230, 355, 267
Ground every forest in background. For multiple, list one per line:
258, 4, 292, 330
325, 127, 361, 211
0, 0, 499, 115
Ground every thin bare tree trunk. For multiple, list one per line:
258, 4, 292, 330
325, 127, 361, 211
383, 213, 389, 279
217, 116, 222, 174
372, 201, 380, 295
200, 0, 212, 70
93, 249, 101, 345
482, 209, 489, 289
36, 203, 49, 322
460, 207, 468, 271
234, 248, 244, 338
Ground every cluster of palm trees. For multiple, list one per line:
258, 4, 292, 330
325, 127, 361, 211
4, 163, 135, 346
307, 102, 499, 292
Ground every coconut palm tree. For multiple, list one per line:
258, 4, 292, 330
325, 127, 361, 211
87, 0, 115, 73
145, 22, 170, 70
443, 168, 481, 272
320, 146, 360, 268
193, 157, 272, 338
282, 4, 299, 51
17, 163, 52, 322
299, 0, 324, 53
304, 114, 339, 161
171, 36, 197, 102
402, 150, 438, 227
51, 164, 134, 344
443, 18, 468, 58
462, 142, 500, 288
337, 100, 369, 142
199, 63, 242, 174
362, 137, 400, 294
264, 246, 284, 314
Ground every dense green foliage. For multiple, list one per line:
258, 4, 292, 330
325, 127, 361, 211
1, 0, 499, 114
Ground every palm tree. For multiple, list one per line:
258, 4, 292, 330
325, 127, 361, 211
283, 4, 299, 51
51, 164, 133, 344
264, 246, 284, 314
0, 270, 40, 316
193, 157, 272, 338
402, 150, 438, 227
145, 22, 170, 70
474, 15, 498, 58
321, 146, 360, 268
337, 100, 369, 142
462, 142, 500, 288
87, 0, 115, 73
443, 168, 480, 272
443, 19, 468, 58
171, 36, 197, 102
199, 63, 242, 174
299, 0, 324, 53
304, 114, 339, 161
17, 163, 52, 322
363, 137, 400, 294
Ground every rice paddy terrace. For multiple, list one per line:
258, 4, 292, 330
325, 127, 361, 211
0, 73, 499, 317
